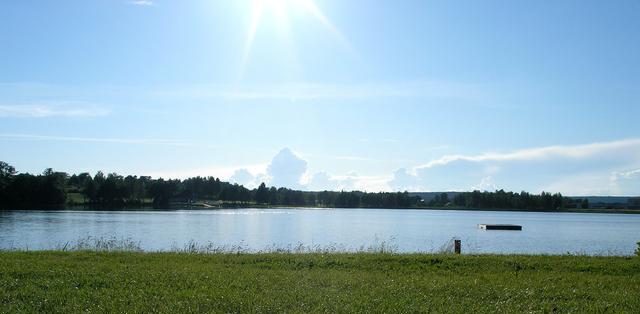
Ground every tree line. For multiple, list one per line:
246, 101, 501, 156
426, 190, 588, 211
0, 161, 586, 210
0, 161, 420, 209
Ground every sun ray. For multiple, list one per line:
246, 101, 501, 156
238, 0, 264, 83
295, 0, 353, 51
272, 1, 303, 80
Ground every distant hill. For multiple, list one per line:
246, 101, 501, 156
568, 196, 640, 209
567, 196, 631, 204
569, 196, 632, 204
409, 193, 640, 209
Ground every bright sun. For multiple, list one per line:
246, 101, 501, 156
239, 0, 349, 80
257, 0, 289, 13
252, 0, 324, 21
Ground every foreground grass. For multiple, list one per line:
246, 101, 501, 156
1, 252, 639, 313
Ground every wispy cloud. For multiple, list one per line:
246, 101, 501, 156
0, 81, 494, 107
129, 0, 153, 6
415, 138, 640, 170
149, 81, 489, 103
0, 104, 109, 118
0, 134, 189, 146
390, 138, 640, 195
609, 168, 640, 196
614, 168, 640, 179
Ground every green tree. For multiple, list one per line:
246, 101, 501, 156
268, 187, 278, 205
149, 179, 179, 208
83, 177, 97, 203
581, 199, 589, 209
40, 169, 68, 206
255, 183, 269, 204
440, 193, 450, 205
0, 161, 16, 192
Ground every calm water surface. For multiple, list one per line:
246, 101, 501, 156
1, 208, 639, 255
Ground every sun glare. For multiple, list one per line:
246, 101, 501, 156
259, 0, 288, 13
239, 0, 350, 82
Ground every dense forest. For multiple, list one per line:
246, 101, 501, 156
0, 161, 589, 211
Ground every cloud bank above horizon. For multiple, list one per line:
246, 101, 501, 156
220, 138, 640, 196
390, 139, 640, 195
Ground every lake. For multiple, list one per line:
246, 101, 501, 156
1, 208, 639, 255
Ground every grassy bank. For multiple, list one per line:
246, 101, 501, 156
1, 252, 639, 313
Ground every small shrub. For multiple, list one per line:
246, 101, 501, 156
636, 242, 640, 256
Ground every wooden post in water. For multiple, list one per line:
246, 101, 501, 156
454, 240, 461, 254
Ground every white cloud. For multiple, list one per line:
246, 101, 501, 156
134, 139, 640, 195
142, 149, 368, 190
472, 176, 498, 192
388, 168, 422, 192
229, 168, 256, 188
307, 171, 390, 192
329, 172, 358, 191
306, 172, 334, 191
145, 164, 267, 181
609, 168, 640, 196
0, 104, 109, 118
129, 0, 153, 6
614, 168, 640, 179
265, 148, 308, 189
416, 139, 640, 170
391, 138, 640, 195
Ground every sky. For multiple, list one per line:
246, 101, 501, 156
1, 0, 639, 196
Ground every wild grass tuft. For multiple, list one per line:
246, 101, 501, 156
56, 236, 142, 252
171, 239, 400, 254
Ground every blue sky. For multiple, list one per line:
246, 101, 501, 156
1, 0, 639, 195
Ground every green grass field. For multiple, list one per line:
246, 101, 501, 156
1, 252, 639, 313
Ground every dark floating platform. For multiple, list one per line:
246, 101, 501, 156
478, 224, 523, 231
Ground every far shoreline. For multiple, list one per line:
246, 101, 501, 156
3, 203, 640, 215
